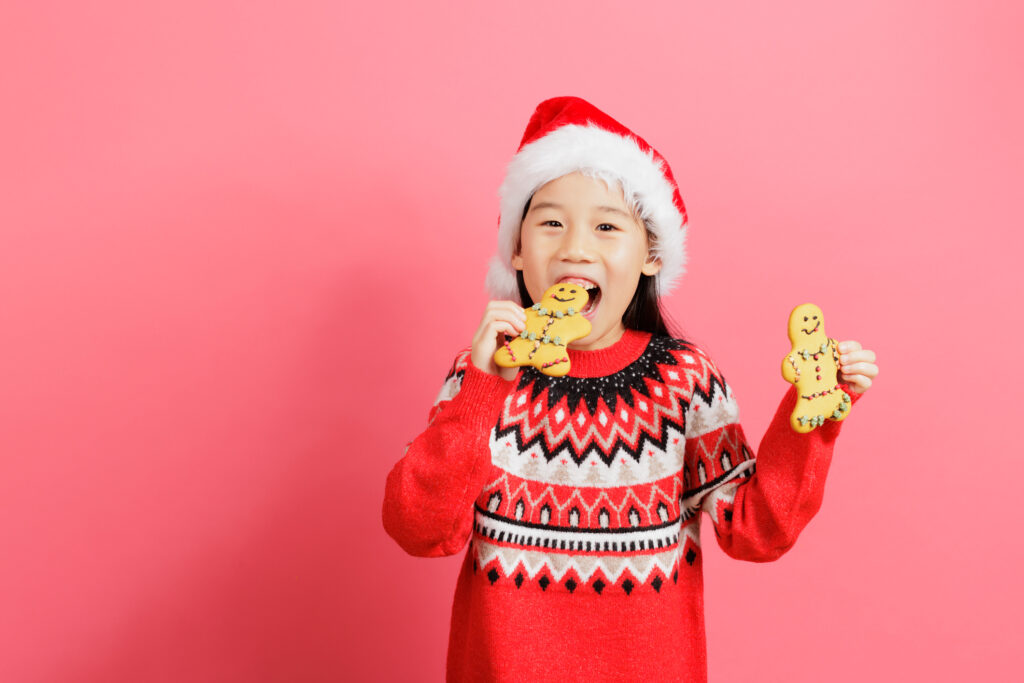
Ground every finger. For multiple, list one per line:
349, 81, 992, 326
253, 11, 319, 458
840, 362, 878, 378
489, 321, 519, 340
489, 311, 526, 333
476, 308, 526, 338
487, 301, 528, 325
840, 374, 872, 393
475, 318, 518, 344
840, 349, 876, 365
838, 340, 862, 354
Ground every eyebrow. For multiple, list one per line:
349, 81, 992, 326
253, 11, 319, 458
527, 202, 633, 219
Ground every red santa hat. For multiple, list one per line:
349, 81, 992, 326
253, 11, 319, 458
486, 96, 689, 303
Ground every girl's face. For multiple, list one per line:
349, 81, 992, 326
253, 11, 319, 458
512, 171, 661, 351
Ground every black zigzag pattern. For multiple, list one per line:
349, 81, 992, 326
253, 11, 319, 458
494, 335, 733, 466
513, 335, 691, 413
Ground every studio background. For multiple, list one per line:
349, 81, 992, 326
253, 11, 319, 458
2, 1, 1021, 681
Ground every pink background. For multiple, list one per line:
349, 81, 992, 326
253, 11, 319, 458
2, 1, 1021, 681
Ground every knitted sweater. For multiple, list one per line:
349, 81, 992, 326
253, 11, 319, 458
383, 329, 863, 682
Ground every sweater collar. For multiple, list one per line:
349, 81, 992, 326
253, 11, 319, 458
566, 328, 653, 377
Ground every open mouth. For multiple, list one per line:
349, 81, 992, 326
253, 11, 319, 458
581, 286, 600, 317
556, 276, 601, 319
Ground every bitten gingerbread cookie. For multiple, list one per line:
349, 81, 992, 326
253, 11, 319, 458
493, 283, 593, 377
781, 303, 852, 433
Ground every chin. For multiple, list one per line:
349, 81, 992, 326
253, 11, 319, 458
568, 334, 592, 349
573, 324, 614, 350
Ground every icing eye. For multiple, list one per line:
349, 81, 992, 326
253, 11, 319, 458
570, 289, 576, 293
559, 287, 565, 291
804, 316, 808, 321
813, 316, 818, 319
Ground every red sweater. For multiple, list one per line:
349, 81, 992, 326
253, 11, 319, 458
383, 329, 862, 682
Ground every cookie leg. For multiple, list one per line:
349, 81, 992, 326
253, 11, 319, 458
791, 413, 814, 433
790, 398, 816, 434
534, 345, 571, 377
828, 391, 852, 423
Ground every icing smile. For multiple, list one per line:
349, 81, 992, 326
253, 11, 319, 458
802, 321, 821, 335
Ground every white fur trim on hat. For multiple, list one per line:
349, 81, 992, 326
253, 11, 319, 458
486, 123, 687, 303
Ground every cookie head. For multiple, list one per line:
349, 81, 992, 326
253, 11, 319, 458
540, 283, 590, 315
788, 303, 827, 344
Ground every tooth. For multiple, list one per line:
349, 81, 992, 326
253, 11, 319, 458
559, 277, 598, 289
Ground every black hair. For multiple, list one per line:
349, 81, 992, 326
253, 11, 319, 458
516, 195, 680, 338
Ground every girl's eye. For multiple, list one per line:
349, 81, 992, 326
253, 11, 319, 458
543, 220, 562, 227
597, 223, 619, 232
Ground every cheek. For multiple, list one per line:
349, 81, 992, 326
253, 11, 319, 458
607, 252, 647, 288
518, 241, 549, 271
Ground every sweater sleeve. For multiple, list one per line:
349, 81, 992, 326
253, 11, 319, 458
382, 349, 516, 558
684, 350, 864, 563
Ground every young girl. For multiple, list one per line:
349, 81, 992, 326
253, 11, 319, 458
383, 96, 879, 682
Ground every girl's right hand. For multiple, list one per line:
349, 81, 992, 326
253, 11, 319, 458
471, 301, 527, 380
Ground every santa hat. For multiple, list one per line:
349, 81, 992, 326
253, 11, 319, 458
486, 96, 689, 303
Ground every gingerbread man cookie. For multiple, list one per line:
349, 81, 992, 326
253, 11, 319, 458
781, 303, 852, 433
493, 283, 593, 377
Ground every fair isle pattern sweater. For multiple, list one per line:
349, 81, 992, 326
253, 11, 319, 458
383, 329, 862, 682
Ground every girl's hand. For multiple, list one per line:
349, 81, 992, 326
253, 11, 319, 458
837, 340, 878, 394
471, 301, 527, 380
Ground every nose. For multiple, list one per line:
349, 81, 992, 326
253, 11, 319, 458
556, 223, 595, 263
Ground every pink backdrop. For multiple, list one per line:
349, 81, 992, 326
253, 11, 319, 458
2, 1, 1021, 681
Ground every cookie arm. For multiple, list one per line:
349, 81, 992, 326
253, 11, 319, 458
382, 350, 515, 558
689, 366, 864, 563
781, 354, 798, 384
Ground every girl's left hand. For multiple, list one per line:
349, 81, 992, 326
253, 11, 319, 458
837, 340, 878, 394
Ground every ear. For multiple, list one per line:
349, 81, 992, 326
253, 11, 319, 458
641, 253, 662, 277
512, 248, 524, 270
